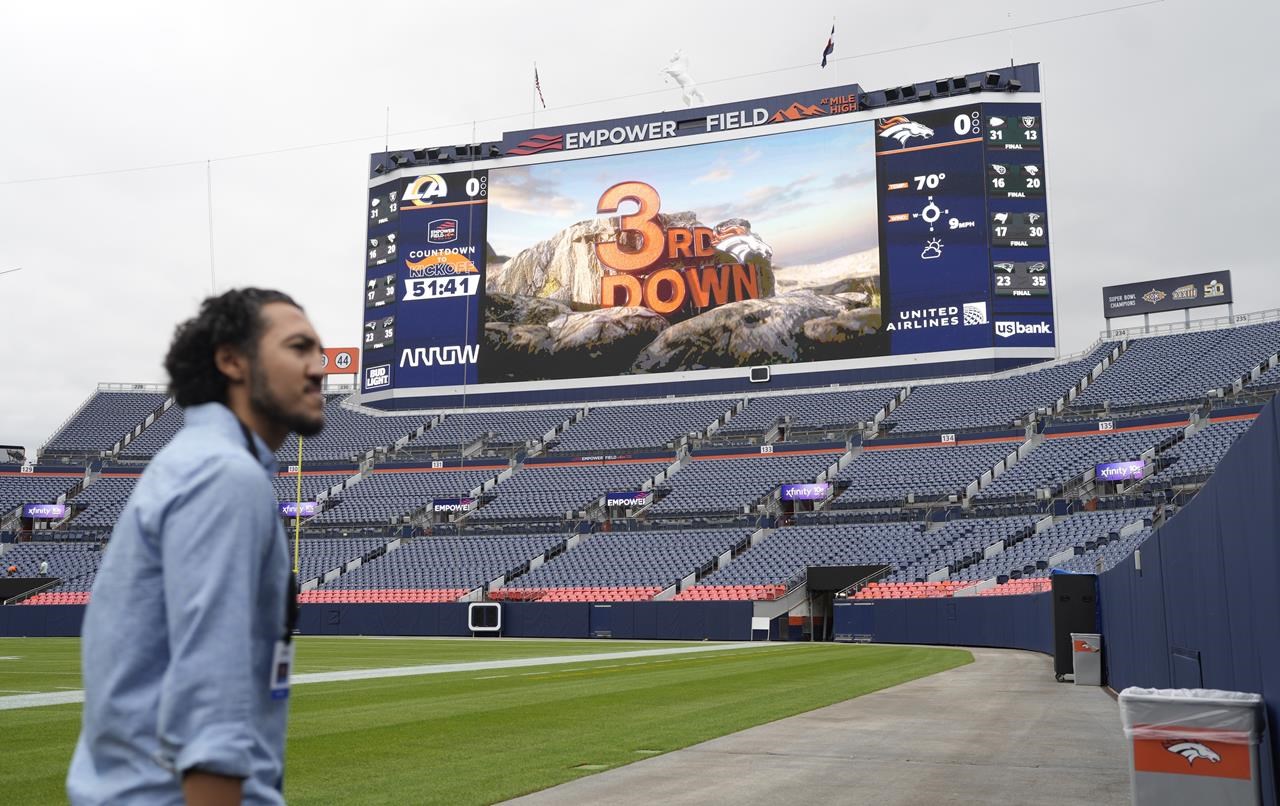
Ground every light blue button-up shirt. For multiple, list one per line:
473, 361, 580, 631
68, 403, 292, 805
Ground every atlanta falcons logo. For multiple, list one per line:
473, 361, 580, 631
1163, 741, 1221, 766
877, 116, 934, 148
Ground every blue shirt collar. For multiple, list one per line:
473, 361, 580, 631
184, 403, 279, 473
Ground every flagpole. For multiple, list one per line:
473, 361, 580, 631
293, 435, 302, 576
833, 17, 838, 85
532, 62, 537, 128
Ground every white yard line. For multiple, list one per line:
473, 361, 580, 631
0, 642, 788, 712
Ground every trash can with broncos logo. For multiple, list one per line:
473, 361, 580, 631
1119, 687, 1265, 805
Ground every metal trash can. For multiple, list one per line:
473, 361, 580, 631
1119, 687, 1264, 805
1070, 632, 1102, 685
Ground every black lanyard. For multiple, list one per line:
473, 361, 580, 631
239, 421, 299, 644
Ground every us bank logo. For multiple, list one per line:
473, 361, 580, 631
995, 320, 1053, 339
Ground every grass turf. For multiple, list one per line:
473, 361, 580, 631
0, 638, 971, 804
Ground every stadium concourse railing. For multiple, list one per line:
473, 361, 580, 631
1103, 305, 1280, 340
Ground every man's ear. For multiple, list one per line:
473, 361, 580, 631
213, 344, 249, 387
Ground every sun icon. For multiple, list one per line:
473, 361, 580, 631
921, 238, 944, 260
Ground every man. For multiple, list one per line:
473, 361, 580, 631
68, 288, 326, 805
38, 558, 49, 576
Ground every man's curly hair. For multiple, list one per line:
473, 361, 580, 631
164, 288, 301, 407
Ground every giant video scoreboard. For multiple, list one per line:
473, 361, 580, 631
361, 64, 1054, 402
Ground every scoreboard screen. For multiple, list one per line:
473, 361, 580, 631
361, 77, 1054, 396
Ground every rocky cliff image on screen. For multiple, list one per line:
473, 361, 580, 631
480, 122, 882, 382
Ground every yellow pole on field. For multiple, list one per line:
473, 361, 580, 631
294, 434, 303, 575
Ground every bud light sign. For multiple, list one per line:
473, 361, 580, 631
780, 483, 831, 501
1095, 461, 1144, 482
605, 491, 652, 507
279, 501, 318, 518
23, 503, 67, 519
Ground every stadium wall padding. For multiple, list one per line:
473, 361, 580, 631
294, 601, 752, 641
0, 604, 85, 637
832, 593, 1053, 654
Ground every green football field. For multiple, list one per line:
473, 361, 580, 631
0, 637, 971, 805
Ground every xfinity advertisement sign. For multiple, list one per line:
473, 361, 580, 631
278, 501, 318, 518
1095, 461, 1145, 482
780, 483, 832, 501
23, 503, 67, 519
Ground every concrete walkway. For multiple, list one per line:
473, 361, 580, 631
505, 647, 1131, 806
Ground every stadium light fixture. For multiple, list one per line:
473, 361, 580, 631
984, 72, 1003, 89
898, 85, 917, 101
934, 79, 951, 97
1006, 78, 1022, 92
951, 76, 970, 93
883, 87, 901, 103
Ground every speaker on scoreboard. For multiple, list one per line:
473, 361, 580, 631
749, 366, 770, 384
934, 79, 951, 97
985, 72, 1003, 89
883, 87, 901, 103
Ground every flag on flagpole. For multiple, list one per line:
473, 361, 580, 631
821, 24, 835, 68
534, 64, 547, 108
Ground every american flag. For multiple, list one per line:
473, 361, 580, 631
821, 24, 835, 68
534, 64, 547, 108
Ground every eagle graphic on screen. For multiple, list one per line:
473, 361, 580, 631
877, 116, 934, 148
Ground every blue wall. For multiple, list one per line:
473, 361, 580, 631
1098, 398, 1280, 801
833, 592, 1052, 654
298, 601, 752, 641
0, 604, 85, 637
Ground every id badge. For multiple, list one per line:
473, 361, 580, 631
269, 640, 295, 700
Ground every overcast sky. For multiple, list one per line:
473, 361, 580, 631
2, 0, 1275, 456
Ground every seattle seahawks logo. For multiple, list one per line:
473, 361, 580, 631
1163, 741, 1221, 766
877, 116, 934, 148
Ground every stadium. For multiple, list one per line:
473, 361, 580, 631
3, 3, 1279, 805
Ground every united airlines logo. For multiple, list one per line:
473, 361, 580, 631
399, 344, 480, 367
962, 302, 988, 325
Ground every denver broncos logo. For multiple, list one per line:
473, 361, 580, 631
1163, 741, 1221, 766
877, 116, 934, 148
